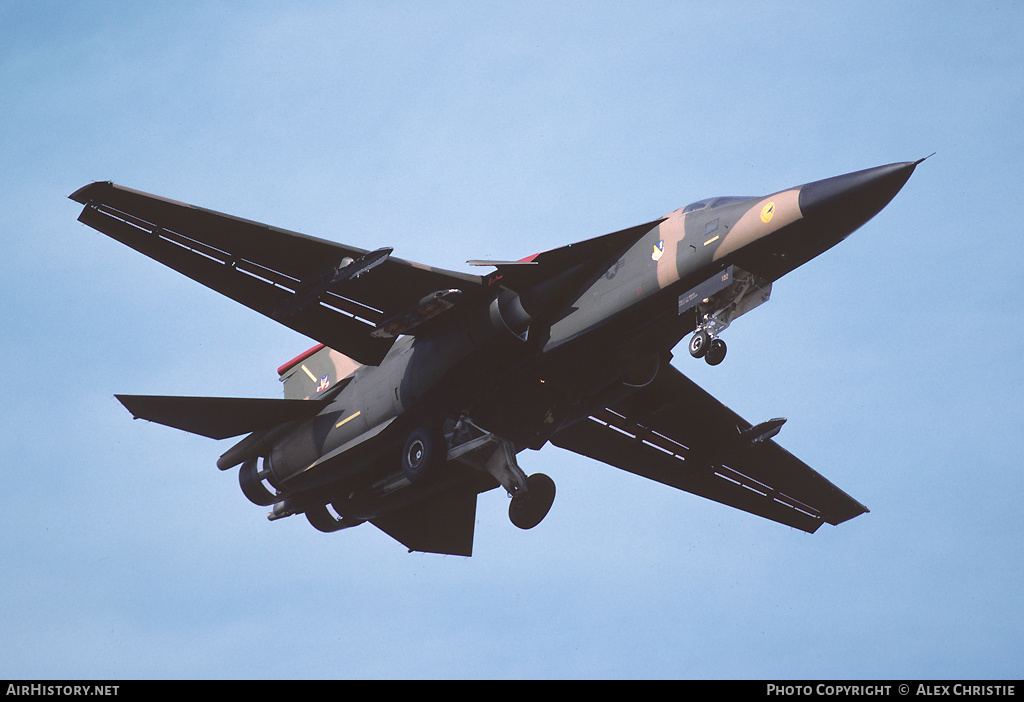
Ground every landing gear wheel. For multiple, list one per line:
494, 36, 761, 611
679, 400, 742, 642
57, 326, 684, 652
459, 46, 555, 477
402, 427, 444, 483
509, 473, 556, 530
704, 338, 727, 366
689, 330, 711, 358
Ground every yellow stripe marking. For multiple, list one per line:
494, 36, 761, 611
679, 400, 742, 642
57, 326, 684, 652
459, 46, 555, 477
703, 235, 720, 247
300, 364, 317, 382
335, 411, 361, 428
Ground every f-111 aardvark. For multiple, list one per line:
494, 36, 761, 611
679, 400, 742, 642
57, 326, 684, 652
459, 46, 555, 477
71, 159, 923, 555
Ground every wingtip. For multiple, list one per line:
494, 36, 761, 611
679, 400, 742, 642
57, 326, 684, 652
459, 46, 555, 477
69, 180, 113, 204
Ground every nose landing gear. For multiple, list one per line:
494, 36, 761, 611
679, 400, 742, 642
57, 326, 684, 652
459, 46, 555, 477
688, 329, 728, 366
686, 266, 772, 366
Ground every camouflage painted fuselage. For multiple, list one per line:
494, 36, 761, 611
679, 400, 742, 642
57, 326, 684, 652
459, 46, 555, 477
269, 161, 920, 496
73, 159, 921, 553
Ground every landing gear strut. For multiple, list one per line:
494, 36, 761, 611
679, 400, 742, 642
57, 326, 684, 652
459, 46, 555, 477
446, 416, 556, 530
686, 266, 772, 367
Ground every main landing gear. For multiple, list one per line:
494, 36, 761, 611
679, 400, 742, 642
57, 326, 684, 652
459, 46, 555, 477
401, 426, 444, 482
688, 328, 727, 366
446, 417, 556, 530
508, 473, 556, 530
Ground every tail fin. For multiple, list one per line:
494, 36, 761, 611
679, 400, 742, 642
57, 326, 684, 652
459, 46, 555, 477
277, 344, 362, 400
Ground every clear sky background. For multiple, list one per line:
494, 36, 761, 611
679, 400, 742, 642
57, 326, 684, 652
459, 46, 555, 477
2, 1, 1021, 680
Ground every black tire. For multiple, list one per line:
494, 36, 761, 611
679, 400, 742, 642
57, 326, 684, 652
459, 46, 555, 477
705, 338, 727, 366
689, 330, 711, 358
401, 426, 444, 482
509, 473, 556, 530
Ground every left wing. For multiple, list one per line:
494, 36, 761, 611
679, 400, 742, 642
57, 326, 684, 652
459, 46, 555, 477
70, 182, 489, 365
551, 366, 868, 532
115, 394, 331, 440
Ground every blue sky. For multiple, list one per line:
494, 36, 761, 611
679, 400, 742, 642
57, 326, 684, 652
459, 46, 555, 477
2, 1, 1021, 679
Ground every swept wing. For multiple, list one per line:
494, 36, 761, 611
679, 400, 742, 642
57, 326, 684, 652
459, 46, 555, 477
551, 366, 868, 532
70, 182, 489, 365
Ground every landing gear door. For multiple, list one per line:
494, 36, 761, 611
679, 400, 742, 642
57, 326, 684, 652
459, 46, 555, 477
678, 266, 735, 315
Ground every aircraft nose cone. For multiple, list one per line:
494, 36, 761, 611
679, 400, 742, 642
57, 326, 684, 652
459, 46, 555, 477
798, 159, 923, 236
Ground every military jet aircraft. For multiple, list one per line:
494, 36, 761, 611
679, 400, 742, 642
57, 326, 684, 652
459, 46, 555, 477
70, 158, 923, 556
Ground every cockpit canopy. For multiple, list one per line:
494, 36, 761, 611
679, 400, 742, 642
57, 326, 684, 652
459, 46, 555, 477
681, 195, 753, 213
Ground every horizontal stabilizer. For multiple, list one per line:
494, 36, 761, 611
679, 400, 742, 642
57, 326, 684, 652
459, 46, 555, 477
115, 394, 330, 440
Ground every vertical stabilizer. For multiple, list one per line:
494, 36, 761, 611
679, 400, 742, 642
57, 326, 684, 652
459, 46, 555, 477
278, 344, 362, 400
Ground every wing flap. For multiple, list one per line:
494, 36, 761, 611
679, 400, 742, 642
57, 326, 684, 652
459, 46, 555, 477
551, 366, 868, 531
80, 205, 396, 364
115, 394, 330, 440
553, 411, 824, 532
612, 369, 868, 525
72, 181, 350, 283
72, 182, 490, 365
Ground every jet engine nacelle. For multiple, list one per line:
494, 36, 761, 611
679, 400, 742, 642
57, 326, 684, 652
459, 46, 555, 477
486, 265, 595, 338
488, 288, 532, 340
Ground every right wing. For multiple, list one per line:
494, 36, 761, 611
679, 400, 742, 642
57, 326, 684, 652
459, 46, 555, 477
70, 182, 490, 365
551, 365, 868, 532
